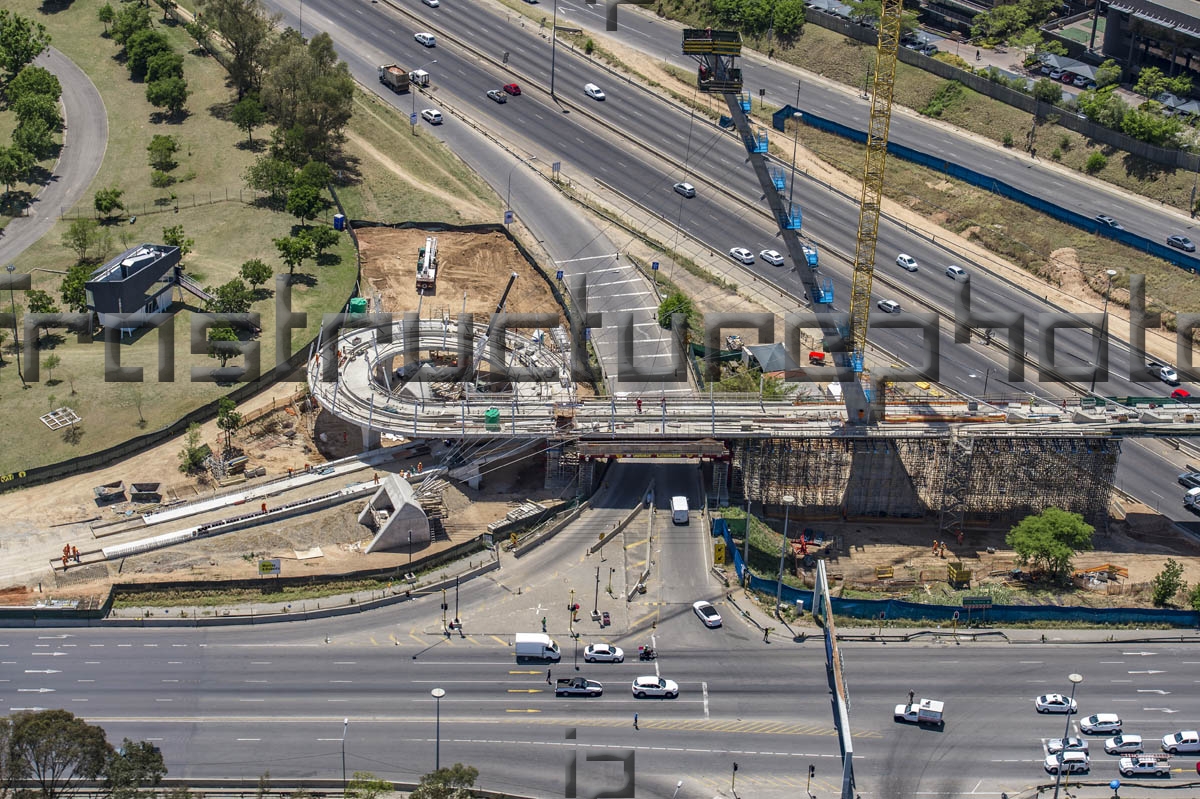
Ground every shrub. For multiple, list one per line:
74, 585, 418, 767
1085, 151, 1107, 173
584, 38, 594, 55
1002, 131, 1014, 147
1050, 148, 1061, 161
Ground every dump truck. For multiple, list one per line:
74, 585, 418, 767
555, 678, 604, 697
894, 698, 945, 727
378, 64, 410, 93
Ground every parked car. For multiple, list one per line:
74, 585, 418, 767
1104, 734, 1144, 755
414, 32, 436, 47
584, 643, 624, 663
877, 299, 901, 314
692, 600, 722, 627
759, 249, 785, 267
1044, 751, 1089, 775
896, 253, 919, 272
1035, 693, 1077, 714
673, 181, 696, 198
1095, 214, 1123, 230
920, 44, 939, 56
1061, 72, 1076, 84
420, 108, 443, 125
632, 676, 679, 698
584, 83, 606, 100
1080, 713, 1122, 734
1161, 730, 1200, 754
728, 247, 755, 265
1073, 74, 1090, 87
1168, 234, 1196, 252
945, 265, 968, 281
503, 83, 521, 96
1049, 68, 1066, 80
1047, 737, 1088, 755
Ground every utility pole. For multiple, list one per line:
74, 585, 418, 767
454, 575, 460, 629
441, 587, 447, 635
593, 566, 600, 615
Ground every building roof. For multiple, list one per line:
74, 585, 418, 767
743, 343, 799, 373
1108, 0, 1200, 40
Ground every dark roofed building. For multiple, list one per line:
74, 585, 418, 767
1103, 0, 1200, 80
85, 244, 181, 335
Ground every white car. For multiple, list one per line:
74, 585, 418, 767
896, 253, 918, 272
673, 181, 695, 198
1161, 730, 1200, 753
584, 83, 606, 100
692, 600, 722, 627
1047, 737, 1088, 755
583, 644, 624, 663
420, 108, 443, 125
632, 675, 679, 698
1119, 755, 1171, 776
1080, 713, 1121, 734
1104, 734, 1143, 755
1035, 693, 1077, 714
422, 0, 440, 6
945, 264, 968, 280
1044, 751, 1089, 775
414, 32, 436, 47
759, 249, 785, 267
876, 299, 900, 314
728, 247, 755, 265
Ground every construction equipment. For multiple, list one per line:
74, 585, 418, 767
416, 236, 438, 290
847, 0, 905, 374
378, 64, 410, 93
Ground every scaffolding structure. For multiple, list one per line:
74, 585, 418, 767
544, 445, 579, 491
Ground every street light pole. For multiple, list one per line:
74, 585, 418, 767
1090, 269, 1118, 394
506, 155, 539, 223
430, 688, 445, 770
1051, 673, 1083, 799
408, 529, 413, 565
671, 781, 683, 799
6, 264, 26, 388
593, 565, 600, 615
454, 575, 460, 629
340, 718, 348, 792
549, 0, 559, 98
787, 88, 802, 227
775, 495, 795, 617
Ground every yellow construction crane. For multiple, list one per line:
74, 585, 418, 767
847, 0, 905, 373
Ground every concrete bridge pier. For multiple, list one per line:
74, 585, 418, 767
361, 425, 382, 451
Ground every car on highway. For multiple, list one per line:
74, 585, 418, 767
1161, 730, 1200, 753
1171, 388, 1191, 401
693, 600, 722, 627
632, 675, 679, 698
1080, 713, 1121, 734
1095, 214, 1123, 230
503, 83, 521, 96
584, 643, 624, 663
673, 181, 696, 198
1167, 234, 1196, 252
760, 249, 785, 267
422, 0, 440, 6
1044, 751, 1089, 775
1035, 693, 1077, 714
487, 89, 508, 104
584, 83, 606, 100
729, 247, 755, 265
877, 299, 901, 314
945, 264, 968, 281
414, 32, 436, 47
555, 677, 604, 697
896, 253, 918, 272
1119, 754, 1171, 776
1105, 734, 1144, 755
420, 108, 443, 125
1047, 737, 1088, 755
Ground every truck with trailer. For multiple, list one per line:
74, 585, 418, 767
555, 678, 604, 697
514, 632, 561, 661
378, 64, 411, 93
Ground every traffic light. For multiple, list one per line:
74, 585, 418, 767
732, 763, 738, 772
808, 765, 815, 778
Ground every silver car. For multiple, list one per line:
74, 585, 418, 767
632, 676, 679, 698
584, 644, 624, 663
895, 253, 918, 272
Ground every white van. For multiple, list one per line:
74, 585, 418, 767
414, 32, 436, 47
514, 632, 561, 661
420, 108, 442, 125
671, 496, 689, 525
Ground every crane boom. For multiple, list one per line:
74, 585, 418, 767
847, 0, 905, 372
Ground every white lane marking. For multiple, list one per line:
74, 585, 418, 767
1137, 689, 1170, 694
702, 681, 709, 719
236, 738, 261, 742
155, 699, 173, 702
333, 661, 357, 665
239, 699, 265, 702
1128, 670, 1165, 674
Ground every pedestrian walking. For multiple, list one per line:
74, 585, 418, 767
72, 546, 80, 563
633, 712, 639, 730
541, 616, 547, 632
908, 689, 915, 704
547, 668, 552, 684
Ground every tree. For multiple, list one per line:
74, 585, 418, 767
295, 159, 333, 190
146, 76, 190, 118
0, 10, 51, 84
7, 710, 112, 799
273, 235, 313, 275
1032, 78, 1062, 105
60, 263, 93, 313
230, 95, 266, 144
125, 29, 172, 80
206, 278, 253, 314
0, 329, 7, 364
409, 765, 479, 799
156, 1, 178, 23
239, 258, 272, 290
98, 3, 116, 35
178, 421, 206, 472
261, 31, 355, 163
1190, 583, 1200, 612
26, 288, 60, 342
1133, 66, 1167, 98
300, 225, 339, 258
1076, 88, 1128, 129
1005, 507, 1094, 579
146, 50, 184, 84
8, 64, 61, 103
285, 183, 323, 226
198, 0, 277, 98
657, 291, 694, 329
162, 224, 193, 257
104, 740, 167, 799
147, 134, 180, 171
42, 353, 61, 382
244, 155, 294, 202
207, 325, 240, 367
1121, 104, 1183, 147
1166, 74, 1193, 97
346, 772, 392, 799
1094, 59, 1121, 89
12, 117, 55, 160
14, 93, 62, 131
110, 3, 152, 48
1150, 558, 1186, 607
216, 396, 242, 449
772, 0, 807, 38
0, 145, 35, 196
94, 186, 125, 218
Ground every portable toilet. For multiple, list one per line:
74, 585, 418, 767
349, 297, 368, 315
333, 213, 346, 231
484, 407, 501, 431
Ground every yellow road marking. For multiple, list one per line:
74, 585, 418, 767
491, 635, 510, 647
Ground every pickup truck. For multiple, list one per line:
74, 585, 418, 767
1119, 754, 1170, 777
1147, 360, 1180, 385
555, 678, 604, 697
894, 698, 944, 727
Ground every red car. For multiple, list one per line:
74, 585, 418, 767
1171, 388, 1191, 401
503, 83, 521, 96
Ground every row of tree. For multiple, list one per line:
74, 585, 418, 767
0, 10, 54, 200
100, 0, 190, 119
707, 0, 807, 39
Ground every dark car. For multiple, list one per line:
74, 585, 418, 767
1179, 471, 1200, 489
1168, 234, 1196, 252
486, 89, 507, 104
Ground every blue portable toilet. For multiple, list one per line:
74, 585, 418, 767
333, 213, 346, 231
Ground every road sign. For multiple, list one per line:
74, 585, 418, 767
556, 270, 564, 280
410, 112, 418, 126
504, 210, 513, 225
962, 596, 992, 609
952, 611, 960, 621
713, 538, 727, 564
652, 261, 659, 271
258, 559, 281, 576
